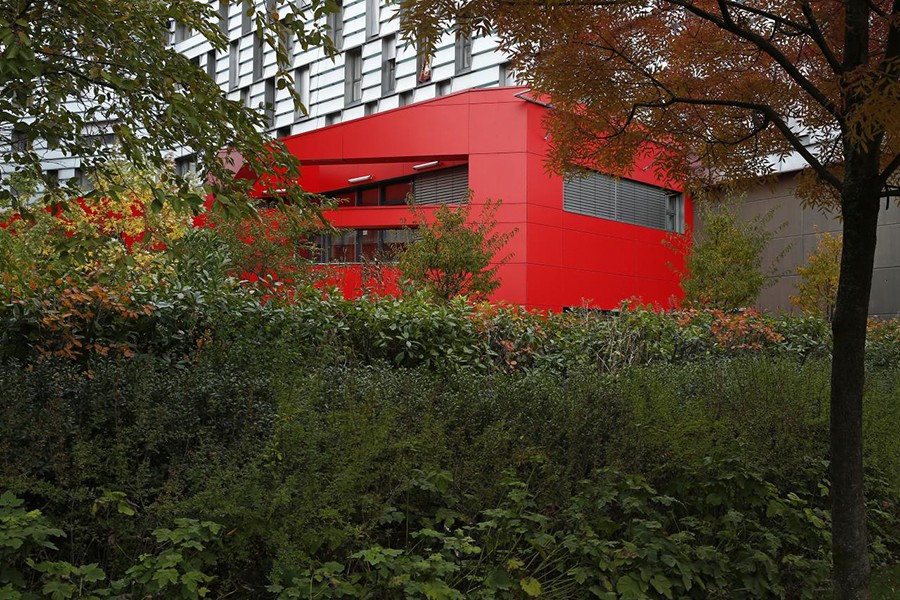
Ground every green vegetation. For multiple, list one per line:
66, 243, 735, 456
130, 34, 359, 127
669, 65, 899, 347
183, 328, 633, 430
1, 243, 898, 597
667, 201, 782, 309
792, 229, 843, 321
1, 212, 898, 598
398, 199, 516, 302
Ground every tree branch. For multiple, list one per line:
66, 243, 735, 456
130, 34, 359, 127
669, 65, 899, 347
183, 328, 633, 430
667, 0, 842, 121
798, 0, 843, 73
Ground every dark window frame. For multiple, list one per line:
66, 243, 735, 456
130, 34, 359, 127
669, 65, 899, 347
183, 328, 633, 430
252, 32, 265, 80
344, 46, 363, 105
381, 35, 396, 95
366, 0, 380, 38
454, 28, 472, 74
327, 0, 343, 50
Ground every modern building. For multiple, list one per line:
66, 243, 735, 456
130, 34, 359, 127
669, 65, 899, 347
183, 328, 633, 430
6, 0, 895, 315
265, 88, 689, 311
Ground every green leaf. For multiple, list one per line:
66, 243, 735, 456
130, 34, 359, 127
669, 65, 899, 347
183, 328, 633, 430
649, 574, 673, 599
520, 576, 542, 597
615, 575, 644, 599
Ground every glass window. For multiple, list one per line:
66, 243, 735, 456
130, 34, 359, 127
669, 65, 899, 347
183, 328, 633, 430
345, 48, 362, 104
333, 191, 355, 206
382, 228, 417, 258
382, 36, 396, 95
366, 0, 380, 38
360, 229, 379, 260
330, 230, 357, 262
358, 187, 379, 206
219, 0, 229, 35
383, 182, 412, 205
294, 66, 310, 119
327, 1, 343, 49
229, 40, 240, 89
455, 29, 472, 73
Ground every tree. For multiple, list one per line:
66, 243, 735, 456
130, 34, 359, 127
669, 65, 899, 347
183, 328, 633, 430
399, 1, 898, 597
668, 200, 780, 309
0, 0, 335, 218
398, 199, 516, 302
792, 228, 843, 321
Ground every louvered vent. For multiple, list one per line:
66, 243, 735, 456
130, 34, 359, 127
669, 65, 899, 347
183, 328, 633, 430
564, 171, 674, 231
412, 166, 469, 205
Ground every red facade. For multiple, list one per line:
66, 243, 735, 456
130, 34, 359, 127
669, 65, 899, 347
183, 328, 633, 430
277, 87, 692, 311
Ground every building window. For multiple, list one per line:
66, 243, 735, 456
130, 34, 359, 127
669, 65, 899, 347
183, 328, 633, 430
11, 128, 29, 152
229, 40, 240, 89
366, 0, 380, 38
206, 51, 217, 81
264, 77, 276, 128
294, 66, 310, 119
666, 194, 685, 234
411, 166, 469, 205
316, 228, 417, 263
242, 0, 253, 36
174, 22, 191, 44
80, 123, 116, 148
345, 47, 362, 105
416, 44, 432, 84
280, 28, 294, 66
276, 126, 292, 139
399, 90, 413, 106
175, 154, 198, 177
563, 169, 682, 232
325, 111, 341, 126
253, 33, 264, 80
219, 0, 229, 35
329, 230, 357, 262
381, 35, 396, 95
364, 101, 377, 115
436, 80, 451, 97
327, 1, 343, 50
454, 29, 472, 74
499, 62, 517, 86
74, 167, 94, 193
241, 86, 251, 107
326, 167, 468, 209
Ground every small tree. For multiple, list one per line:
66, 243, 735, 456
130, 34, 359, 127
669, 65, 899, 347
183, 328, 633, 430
398, 198, 516, 302
668, 200, 780, 309
792, 229, 842, 321
208, 204, 326, 295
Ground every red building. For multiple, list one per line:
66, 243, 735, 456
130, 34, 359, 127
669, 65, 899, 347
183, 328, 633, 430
274, 87, 691, 312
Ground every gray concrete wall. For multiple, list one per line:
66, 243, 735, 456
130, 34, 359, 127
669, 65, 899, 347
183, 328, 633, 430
728, 173, 899, 319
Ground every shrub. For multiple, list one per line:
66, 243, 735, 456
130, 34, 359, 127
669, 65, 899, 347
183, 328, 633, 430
667, 200, 782, 309
398, 199, 517, 302
791, 228, 842, 320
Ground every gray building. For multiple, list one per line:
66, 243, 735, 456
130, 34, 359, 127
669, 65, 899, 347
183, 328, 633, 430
733, 172, 899, 319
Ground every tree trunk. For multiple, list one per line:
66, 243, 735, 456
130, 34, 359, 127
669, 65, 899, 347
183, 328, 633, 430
830, 151, 881, 600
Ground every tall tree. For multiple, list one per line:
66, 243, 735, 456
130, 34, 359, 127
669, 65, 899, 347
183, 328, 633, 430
399, 1, 898, 598
1, 0, 336, 217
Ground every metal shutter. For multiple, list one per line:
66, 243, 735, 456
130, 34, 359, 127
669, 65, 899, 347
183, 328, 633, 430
563, 170, 670, 230
412, 166, 469, 205
563, 173, 616, 220
616, 177, 668, 230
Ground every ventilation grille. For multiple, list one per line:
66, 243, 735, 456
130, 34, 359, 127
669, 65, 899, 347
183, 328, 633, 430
564, 171, 673, 230
412, 166, 469, 205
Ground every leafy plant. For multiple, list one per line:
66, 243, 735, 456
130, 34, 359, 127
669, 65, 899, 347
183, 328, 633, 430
792, 228, 842, 321
398, 198, 517, 302
666, 200, 783, 309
